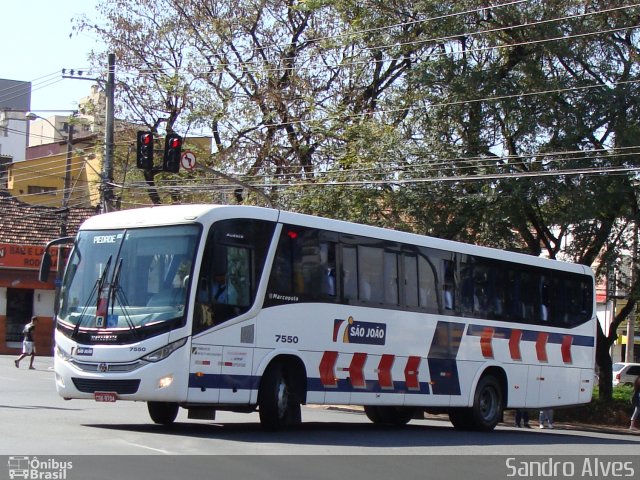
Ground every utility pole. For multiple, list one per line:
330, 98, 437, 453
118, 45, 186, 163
102, 53, 116, 213
61, 120, 74, 236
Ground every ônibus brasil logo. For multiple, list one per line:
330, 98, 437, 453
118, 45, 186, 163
7, 456, 73, 480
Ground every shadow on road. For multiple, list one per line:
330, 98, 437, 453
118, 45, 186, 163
82, 419, 639, 448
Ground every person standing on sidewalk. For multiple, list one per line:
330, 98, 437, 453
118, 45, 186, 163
631, 377, 640, 431
539, 408, 554, 429
515, 409, 531, 428
14, 316, 37, 370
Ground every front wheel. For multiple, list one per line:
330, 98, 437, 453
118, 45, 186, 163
258, 362, 301, 431
147, 401, 179, 425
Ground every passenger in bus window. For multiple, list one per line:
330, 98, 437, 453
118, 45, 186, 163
444, 286, 454, 310
211, 273, 229, 303
324, 267, 336, 296
539, 275, 550, 322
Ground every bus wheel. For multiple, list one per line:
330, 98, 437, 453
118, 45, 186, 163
147, 401, 179, 425
364, 406, 415, 425
259, 362, 301, 431
470, 375, 503, 431
364, 405, 384, 423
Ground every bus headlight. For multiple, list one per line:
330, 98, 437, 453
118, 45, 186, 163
56, 344, 71, 361
142, 337, 187, 363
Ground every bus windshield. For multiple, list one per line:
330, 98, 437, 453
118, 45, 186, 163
59, 224, 200, 331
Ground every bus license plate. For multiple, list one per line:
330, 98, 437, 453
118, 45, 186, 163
94, 391, 118, 402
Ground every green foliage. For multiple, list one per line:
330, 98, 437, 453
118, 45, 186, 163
86, 1, 640, 386
555, 384, 635, 426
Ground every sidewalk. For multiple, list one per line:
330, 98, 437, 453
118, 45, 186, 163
327, 405, 640, 436
501, 410, 638, 436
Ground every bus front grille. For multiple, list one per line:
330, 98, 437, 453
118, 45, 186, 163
71, 378, 141, 394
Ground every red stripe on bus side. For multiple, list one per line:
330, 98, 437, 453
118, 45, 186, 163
509, 329, 523, 361
348, 352, 367, 389
480, 327, 495, 359
404, 356, 421, 391
319, 351, 339, 387
536, 332, 549, 363
377, 354, 395, 390
561, 335, 573, 364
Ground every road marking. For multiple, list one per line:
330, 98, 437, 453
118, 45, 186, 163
125, 442, 172, 454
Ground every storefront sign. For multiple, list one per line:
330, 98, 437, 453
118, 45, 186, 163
0, 243, 59, 271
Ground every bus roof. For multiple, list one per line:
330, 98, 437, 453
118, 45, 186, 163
79, 204, 592, 276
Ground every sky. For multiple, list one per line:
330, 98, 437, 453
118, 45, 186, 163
2, 0, 103, 113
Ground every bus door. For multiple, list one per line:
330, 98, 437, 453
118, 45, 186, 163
189, 218, 274, 405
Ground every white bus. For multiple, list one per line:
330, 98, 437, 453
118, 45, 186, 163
42, 205, 596, 431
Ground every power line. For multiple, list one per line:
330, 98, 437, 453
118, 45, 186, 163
115, 3, 639, 78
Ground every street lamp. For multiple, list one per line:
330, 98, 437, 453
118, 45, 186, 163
24, 111, 77, 234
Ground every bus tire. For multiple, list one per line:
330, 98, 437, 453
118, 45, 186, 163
364, 406, 415, 425
364, 405, 384, 423
147, 401, 179, 425
469, 374, 503, 431
258, 361, 301, 431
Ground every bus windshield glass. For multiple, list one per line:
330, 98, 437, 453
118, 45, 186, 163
59, 224, 200, 330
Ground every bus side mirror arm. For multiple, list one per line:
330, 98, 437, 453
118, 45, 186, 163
39, 236, 75, 282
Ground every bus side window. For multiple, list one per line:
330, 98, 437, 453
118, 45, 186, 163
403, 254, 419, 308
418, 253, 438, 311
266, 227, 337, 303
442, 259, 455, 311
225, 246, 251, 306
358, 246, 384, 303
194, 219, 274, 333
384, 251, 399, 305
342, 246, 358, 302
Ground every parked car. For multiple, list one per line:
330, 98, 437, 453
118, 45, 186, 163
612, 362, 640, 386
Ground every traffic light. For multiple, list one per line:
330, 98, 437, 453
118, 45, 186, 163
136, 131, 154, 169
163, 133, 182, 173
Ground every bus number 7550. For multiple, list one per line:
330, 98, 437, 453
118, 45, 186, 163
275, 335, 299, 344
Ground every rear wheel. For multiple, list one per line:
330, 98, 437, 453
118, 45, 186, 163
364, 406, 416, 425
469, 375, 503, 431
147, 401, 179, 425
258, 362, 301, 431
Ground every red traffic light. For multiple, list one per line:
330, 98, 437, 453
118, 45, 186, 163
136, 131, 154, 169
163, 133, 183, 173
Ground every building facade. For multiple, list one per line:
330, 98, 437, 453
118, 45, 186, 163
0, 78, 31, 162
0, 190, 95, 355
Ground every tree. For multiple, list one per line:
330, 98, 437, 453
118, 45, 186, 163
79, 0, 640, 398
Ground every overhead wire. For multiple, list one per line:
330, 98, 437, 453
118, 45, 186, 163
115, 3, 640, 79
5, 2, 640, 208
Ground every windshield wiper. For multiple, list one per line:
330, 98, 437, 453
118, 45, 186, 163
109, 258, 140, 338
72, 255, 112, 339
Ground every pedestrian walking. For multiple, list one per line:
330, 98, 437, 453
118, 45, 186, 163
631, 376, 640, 431
14, 316, 37, 370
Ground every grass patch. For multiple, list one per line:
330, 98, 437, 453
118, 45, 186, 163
554, 385, 634, 426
